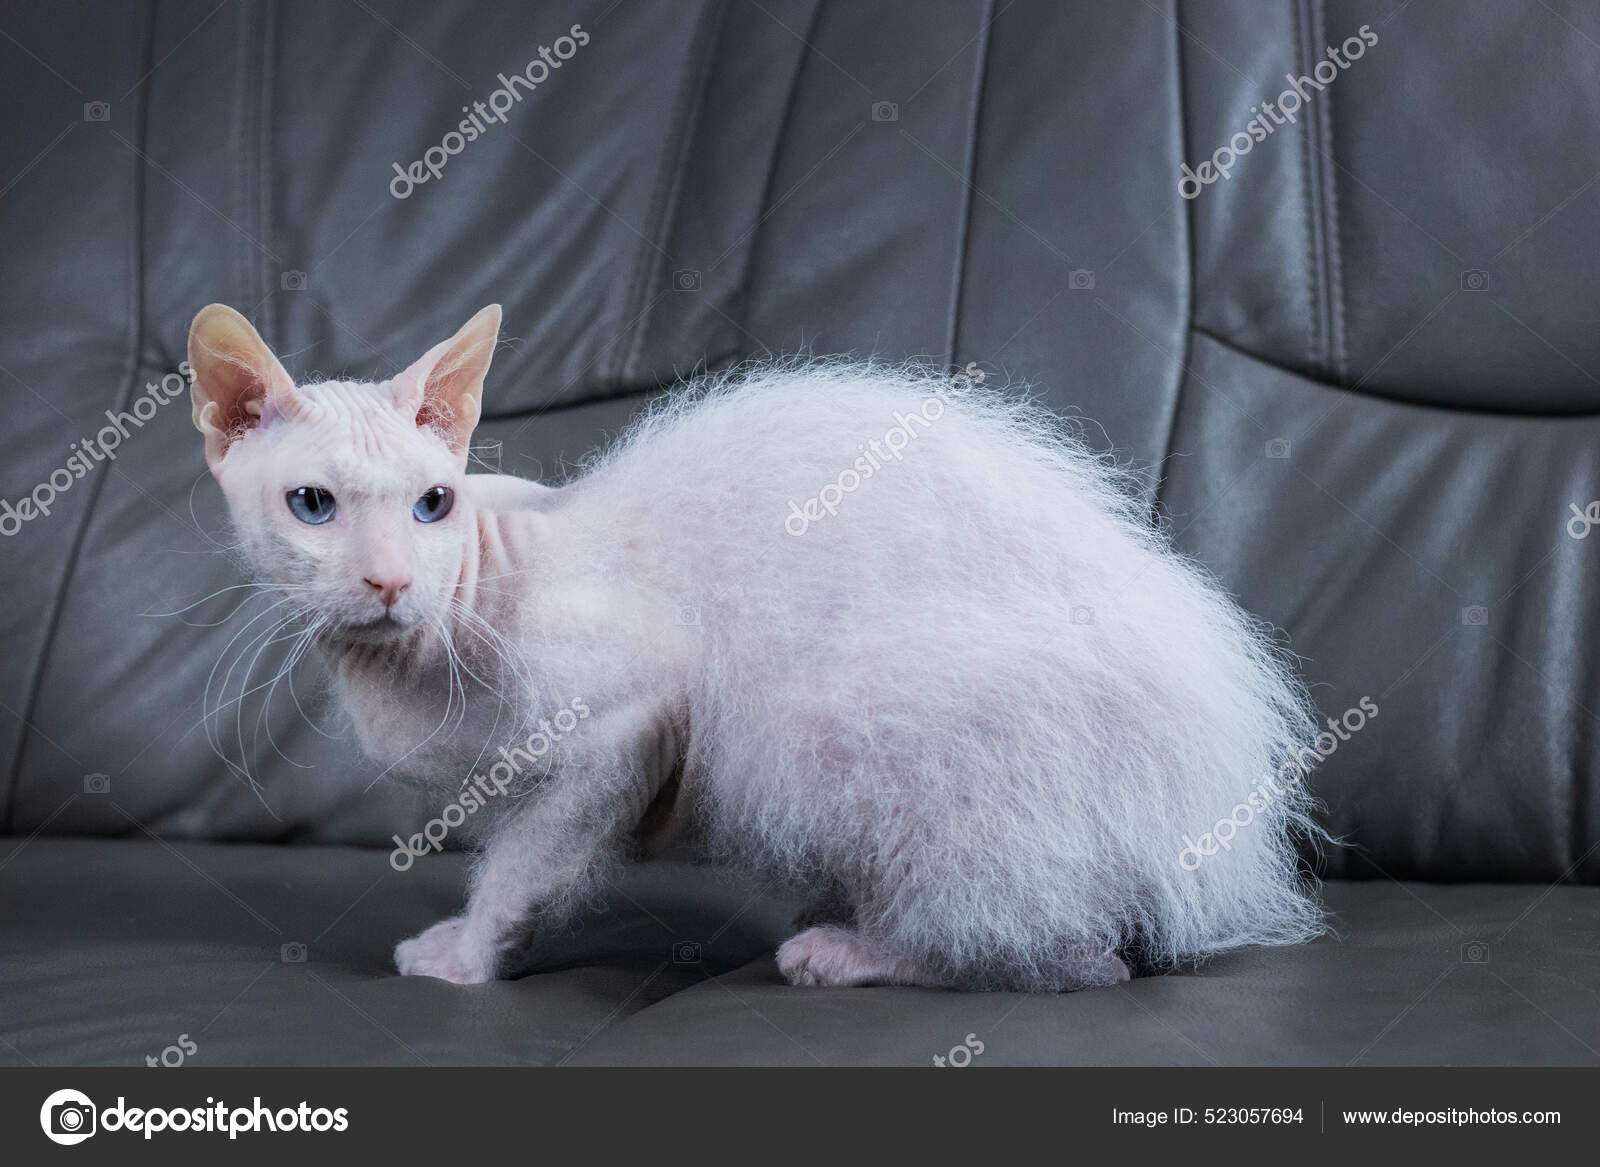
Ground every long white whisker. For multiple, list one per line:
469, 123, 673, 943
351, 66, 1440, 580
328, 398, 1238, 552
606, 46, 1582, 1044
234, 607, 313, 783
360, 619, 463, 794
439, 616, 469, 740
283, 617, 338, 740
145, 581, 310, 620
196, 596, 305, 808
444, 598, 543, 786
450, 599, 532, 700
198, 595, 302, 755
251, 612, 323, 770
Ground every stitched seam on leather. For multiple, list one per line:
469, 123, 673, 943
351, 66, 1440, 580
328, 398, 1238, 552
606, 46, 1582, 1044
1192, 323, 1600, 417
1153, 0, 1194, 525
1303, 0, 1342, 381
730, 0, 824, 346
246, 5, 265, 331
619, 0, 729, 383
1318, 0, 1348, 383
3, 4, 157, 830
238, 2, 267, 319
942, 0, 996, 369
259, 0, 276, 342
1293, 0, 1325, 376
1303, 0, 1320, 369
232, 7, 249, 311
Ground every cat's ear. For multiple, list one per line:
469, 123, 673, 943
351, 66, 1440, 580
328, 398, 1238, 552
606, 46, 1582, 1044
391, 304, 500, 456
187, 304, 301, 473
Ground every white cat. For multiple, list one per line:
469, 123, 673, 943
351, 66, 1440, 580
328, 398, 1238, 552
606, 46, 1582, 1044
188, 302, 1324, 991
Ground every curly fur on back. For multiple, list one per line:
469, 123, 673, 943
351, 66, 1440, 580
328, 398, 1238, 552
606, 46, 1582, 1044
569, 361, 1326, 989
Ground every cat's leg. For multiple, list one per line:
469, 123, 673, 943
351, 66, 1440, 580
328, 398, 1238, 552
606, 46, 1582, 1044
396, 705, 677, 984
776, 926, 946, 988
393, 795, 608, 983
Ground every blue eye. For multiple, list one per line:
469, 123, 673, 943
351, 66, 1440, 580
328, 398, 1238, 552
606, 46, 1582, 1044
414, 485, 454, 523
286, 486, 336, 525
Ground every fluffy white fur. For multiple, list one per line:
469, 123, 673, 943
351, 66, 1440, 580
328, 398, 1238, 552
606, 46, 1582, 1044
189, 303, 1324, 992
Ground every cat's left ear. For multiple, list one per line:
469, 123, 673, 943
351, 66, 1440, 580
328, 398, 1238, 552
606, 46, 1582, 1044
391, 304, 500, 456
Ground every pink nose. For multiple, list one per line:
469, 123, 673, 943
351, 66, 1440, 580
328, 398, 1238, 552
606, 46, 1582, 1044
363, 575, 410, 607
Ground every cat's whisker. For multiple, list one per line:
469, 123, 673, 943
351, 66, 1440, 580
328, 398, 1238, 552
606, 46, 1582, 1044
457, 614, 518, 787
445, 611, 496, 740
438, 616, 471, 740
196, 596, 308, 800
459, 584, 531, 600
471, 567, 545, 584
453, 611, 523, 755
444, 604, 517, 698
250, 612, 325, 771
198, 595, 304, 748
360, 616, 469, 794
443, 612, 527, 758
448, 598, 531, 705
283, 617, 339, 740
227, 606, 311, 779
205, 606, 307, 727
146, 581, 309, 621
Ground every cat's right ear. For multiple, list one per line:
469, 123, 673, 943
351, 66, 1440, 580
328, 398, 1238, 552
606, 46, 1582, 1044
187, 304, 301, 474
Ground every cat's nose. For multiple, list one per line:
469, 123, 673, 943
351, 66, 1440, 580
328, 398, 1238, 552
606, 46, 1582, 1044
363, 574, 410, 607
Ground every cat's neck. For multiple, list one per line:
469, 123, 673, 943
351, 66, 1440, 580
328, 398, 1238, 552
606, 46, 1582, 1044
454, 502, 546, 626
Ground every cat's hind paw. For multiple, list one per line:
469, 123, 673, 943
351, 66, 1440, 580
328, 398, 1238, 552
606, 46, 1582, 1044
776, 926, 938, 988
394, 915, 498, 984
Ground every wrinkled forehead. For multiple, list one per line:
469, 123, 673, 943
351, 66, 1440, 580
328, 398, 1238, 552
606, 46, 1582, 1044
255, 380, 455, 492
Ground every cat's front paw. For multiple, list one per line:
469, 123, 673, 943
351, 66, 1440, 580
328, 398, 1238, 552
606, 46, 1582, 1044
394, 916, 498, 984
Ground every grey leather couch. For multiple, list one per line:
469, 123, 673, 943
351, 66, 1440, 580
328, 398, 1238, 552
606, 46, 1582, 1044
3, 0, 1598, 1065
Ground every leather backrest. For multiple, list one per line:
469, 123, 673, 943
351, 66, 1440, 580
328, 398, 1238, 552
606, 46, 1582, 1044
2, 0, 1595, 882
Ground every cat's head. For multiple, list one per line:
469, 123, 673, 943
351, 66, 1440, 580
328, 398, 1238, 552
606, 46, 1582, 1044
187, 303, 501, 643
